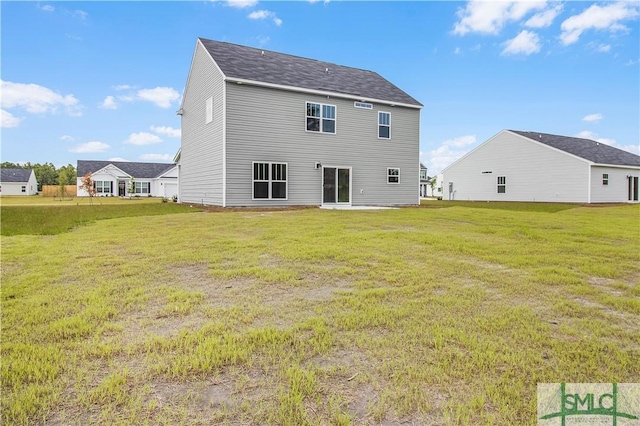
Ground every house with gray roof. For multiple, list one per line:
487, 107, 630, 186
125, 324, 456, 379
177, 38, 423, 207
76, 160, 178, 198
0, 168, 38, 196
442, 129, 640, 203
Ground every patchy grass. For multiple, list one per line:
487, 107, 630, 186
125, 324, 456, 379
0, 201, 200, 236
1, 203, 639, 425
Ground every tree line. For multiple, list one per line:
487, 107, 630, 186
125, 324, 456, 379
1, 162, 77, 190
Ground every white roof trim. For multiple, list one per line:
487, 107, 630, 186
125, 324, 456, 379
225, 76, 423, 109
90, 164, 132, 179
590, 163, 640, 170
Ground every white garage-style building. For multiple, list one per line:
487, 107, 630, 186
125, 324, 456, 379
442, 130, 640, 203
0, 168, 38, 196
77, 160, 178, 198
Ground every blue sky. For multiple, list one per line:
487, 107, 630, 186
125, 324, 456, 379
2, 1, 639, 174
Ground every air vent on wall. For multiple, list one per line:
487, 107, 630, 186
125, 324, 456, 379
354, 101, 373, 110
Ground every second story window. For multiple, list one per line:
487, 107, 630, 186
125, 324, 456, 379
306, 102, 336, 134
379, 112, 391, 139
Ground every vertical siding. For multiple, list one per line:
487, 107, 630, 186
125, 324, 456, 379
179, 42, 225, 205
590, 166, 640, 203
442, 131, 590, 202
224, 83, 420, 207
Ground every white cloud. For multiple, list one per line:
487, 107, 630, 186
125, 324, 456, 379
72, 9, 88, 20
422, 135, 477, 173
453, 0, 546, 35
150, 125, 181, 138
60, 135, 75, 141
560, 2, 639, 46
524, 4, 563, 28
248, 10, 283, 26
502, 30, 541, 56
108, 157, 129, 162
99, 95, 118, 109
1, 109, 23, 128
1, 80, 82, 116
140, 153, 173, 162
582, 113, 603, 122
38, 4, 55, 12
590, 42, 611, 53
124, 132, 163, 146
136, 87, 180, 108
113, 84, 134, 91
225, 0, 258, 8
256, 35, 270, 45
69, 141, 110, 153
454, 47, 461, 55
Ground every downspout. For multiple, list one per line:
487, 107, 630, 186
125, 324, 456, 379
222, 81, 227, 207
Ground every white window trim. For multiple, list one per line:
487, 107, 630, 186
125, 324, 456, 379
497, 176, 506, 193
133, 181, 151, 194
252, 161, 289, 201
378, 111, 391, 139
305, 102, 337, 135
602, 173, 609, 186
206, 96, 213, 124
387, 167, 400, 184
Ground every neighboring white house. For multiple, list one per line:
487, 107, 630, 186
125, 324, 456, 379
177, 38, 423, 207
0, 168, 38, 196
442, 130, 640, 203
419, 163, 429, 198
77, 160, 178, 198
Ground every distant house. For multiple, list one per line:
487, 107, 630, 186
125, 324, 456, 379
177, 38, 423, 207
0, 168, 38, 196
442, 130, 640, 203
419, 163, 429, 198
77, 160, 178, 198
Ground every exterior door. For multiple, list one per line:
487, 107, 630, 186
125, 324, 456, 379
628, 176, 639, 201
118, 180, 126, 196
323, 167, 350, 204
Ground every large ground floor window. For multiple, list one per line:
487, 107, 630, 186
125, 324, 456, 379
253, 162, 287, 200
95, 181, 112, 193
134, 181, 151, 194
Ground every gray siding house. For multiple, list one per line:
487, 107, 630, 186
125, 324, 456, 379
178, 38, 423, 207
442, 130, 640, 203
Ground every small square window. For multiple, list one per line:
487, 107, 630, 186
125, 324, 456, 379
603, 173, 609, 185
387, 168, 400, 184
306, 102, 335, 134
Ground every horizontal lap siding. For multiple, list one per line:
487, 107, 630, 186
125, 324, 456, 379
225, 83, 420, 207
180, 42, 224, 205
591, 166, 640, 203
443, 132, 589, 202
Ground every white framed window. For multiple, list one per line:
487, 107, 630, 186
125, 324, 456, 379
497, 176, 506, 193
134, 181, 150, 194
21, 185, 26, 193
306, 102, 336, 134
420, 170, 427, 180
379, 112, 391, 139
94, 181, 112, 194
253, 162, 287, 200
602, 173, 609, 185
206, 96, 213, 124
387, 168, 400, 184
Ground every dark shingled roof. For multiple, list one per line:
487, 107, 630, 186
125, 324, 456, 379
77, 161, 176, 179
511, 130, 640, 167
199, 38, 423, 107
1, 168, 33, 183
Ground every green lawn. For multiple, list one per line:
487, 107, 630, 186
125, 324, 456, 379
1, 203, 639, 425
